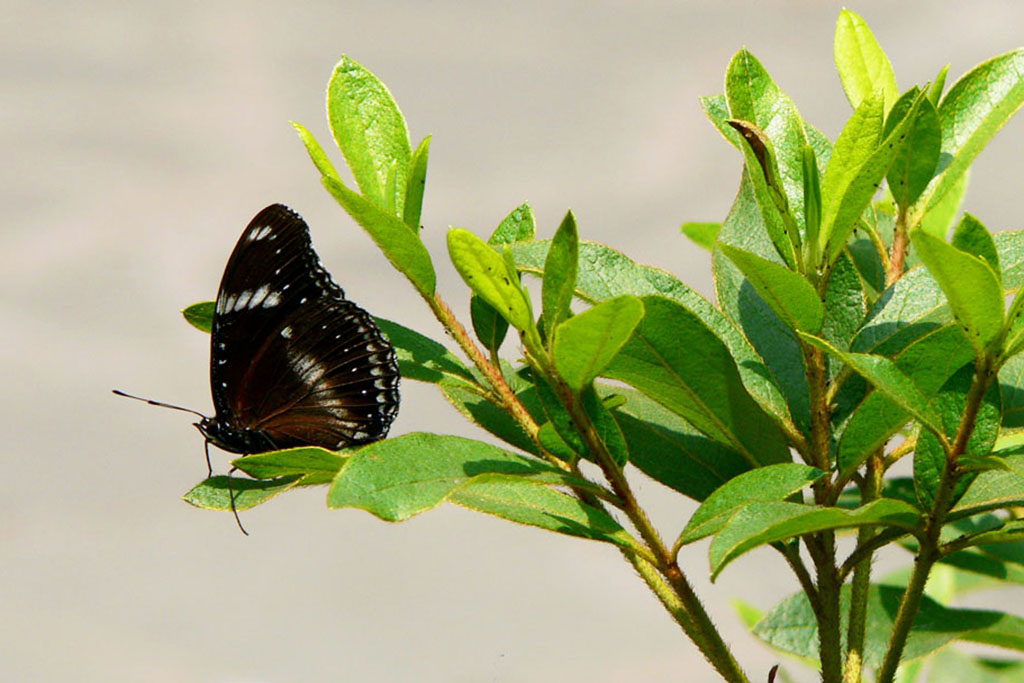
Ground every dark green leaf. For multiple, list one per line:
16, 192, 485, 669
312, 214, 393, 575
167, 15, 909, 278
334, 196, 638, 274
719, 244, 823, 333
469, 294, 509, 357
885, 94, 941, 208
182, 301, 214, 333
374, 317, 475, 385
914, 364, 1002, 509
447, 477, 638, 550
438, 381, 539, 456
552, 295, 644, 392
609, 386, 750, 502
679, 464, 825, 544
327, 56, 412, 217
581, 386, 628, 467
542, 211, 579, 341
322, 175, 436, 296
709, 500, 919, 579
927, 649, 1024, 683
533, 371, 587, 458
680, 221, 721, 251
821, 252, 866, 361
606, 296, 790, 467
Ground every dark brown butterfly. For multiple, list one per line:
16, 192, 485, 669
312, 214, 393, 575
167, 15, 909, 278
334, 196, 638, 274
116, 204, 400, 531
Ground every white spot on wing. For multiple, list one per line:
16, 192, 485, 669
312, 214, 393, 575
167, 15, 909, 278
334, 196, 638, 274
233, 290, 253, 311
280, 326, 293, 339
263, 291, 281, 308
247, 225, 273, 241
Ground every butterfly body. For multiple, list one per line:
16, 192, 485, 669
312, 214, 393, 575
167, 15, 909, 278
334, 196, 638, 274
198, 203, 400, 454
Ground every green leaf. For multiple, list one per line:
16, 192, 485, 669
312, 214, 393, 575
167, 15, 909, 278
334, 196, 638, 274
920, 169, 968, 239
403, 135, 430, 230
834, 8, 900, 113
928, 48, 1024, 210
853, 230, 1024, 355
533, 370, 587, 458
542, 211, 579, 341
837, 325, 974, 475
322, 175, 436, 296
291, 120, 342, 181
469, 294, 509, 357
913, 229, 1004, 358
606, 296, 791, 467
952, 463, 1024, 520
952, 213, 1001, 283
726, 119, 798, 267
438, 381, 539, 456
679, 464, 825, 545
821, 252, 866, 360
231, 447, 345, 483
885, 94, 941, 208
552, 295, 644, 392
754, 584, 1024, 667
490, 202, 536, 244
607, 385, 751, 501
928, 64, 951, 105
510, 237, 795, 432
724, 49, 810, 240
802, 145, 822, 264
800, 333, 946, 436
183, 475, 303, 511
182, 301, 214, 333
327, 433, 590, 520
374, 317, 475, 385
447, 228, 533, 332
822, 91, 927, 264
719, 244, 823, 333
709, 500, 919, 579
327, 55, 412, 216
939, 546, 1024, 588
581, 386, 628, 467
680, 222, 721, 251
447, 477, 638, 551
915, 364, 1002, 509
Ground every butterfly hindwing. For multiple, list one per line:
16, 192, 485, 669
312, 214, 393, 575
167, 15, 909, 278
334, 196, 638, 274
208, 204, 399, 452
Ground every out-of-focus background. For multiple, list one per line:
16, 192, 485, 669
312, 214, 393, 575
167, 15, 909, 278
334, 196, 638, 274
5, 2, 1024, 681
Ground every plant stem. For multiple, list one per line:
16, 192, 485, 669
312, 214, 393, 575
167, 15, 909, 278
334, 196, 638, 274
886, 208, 910, 286
875, 363, 994, 683
843, 453, 883, 683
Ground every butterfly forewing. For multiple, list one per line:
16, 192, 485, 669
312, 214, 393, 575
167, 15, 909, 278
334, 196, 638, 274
209, 204, 399, 452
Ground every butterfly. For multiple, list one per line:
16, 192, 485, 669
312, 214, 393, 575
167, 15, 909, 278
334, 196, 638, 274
116, 204, 400, 529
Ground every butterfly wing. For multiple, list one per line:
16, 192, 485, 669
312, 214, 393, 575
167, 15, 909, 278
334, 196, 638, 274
210, 204, 399, 451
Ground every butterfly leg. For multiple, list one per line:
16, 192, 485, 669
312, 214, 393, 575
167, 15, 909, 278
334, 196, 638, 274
204, 440, 213, 478
226, 464, 249, 536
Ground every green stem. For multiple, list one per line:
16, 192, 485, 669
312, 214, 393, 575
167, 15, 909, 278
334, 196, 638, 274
875, 363, 993, 683
843, 453, 883, 683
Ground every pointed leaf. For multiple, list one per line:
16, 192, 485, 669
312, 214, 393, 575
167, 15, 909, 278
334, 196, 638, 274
885, 95, 941, 208
952, 213, 1001, 282
834, 9, 899, 113
470, 294, 509, 357
680, 222, 721, 251
322, 175, 436, 295
438, 381, 539, 456
231, 447, 345, 482
914, 364, 1002, 509
552, 295, 644, 391
292, 120, 342, 181
182, 301, 214, 333
680, 464, 825, 545
709, 499, 920, 580
542, 211, 579, 341
920, 169, 968, 239
719, 244, 823, 333
606, 296, 790, 467
403, 135, 430, 230
184, 475, 303, 511
581, 386, 628, 467
928, 48, 1024, 209
448, 477, 638, 550
327, 56, 412, 216
913, 229, 1004, 358
326, 433, 587, 520
490, 203, 536, 244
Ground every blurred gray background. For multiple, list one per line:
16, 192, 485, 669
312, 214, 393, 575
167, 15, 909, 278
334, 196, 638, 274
5, 1, 1024, 681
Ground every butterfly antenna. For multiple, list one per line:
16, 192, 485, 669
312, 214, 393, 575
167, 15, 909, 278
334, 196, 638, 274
226, 466, 249, 536
112, 389, 208, 419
